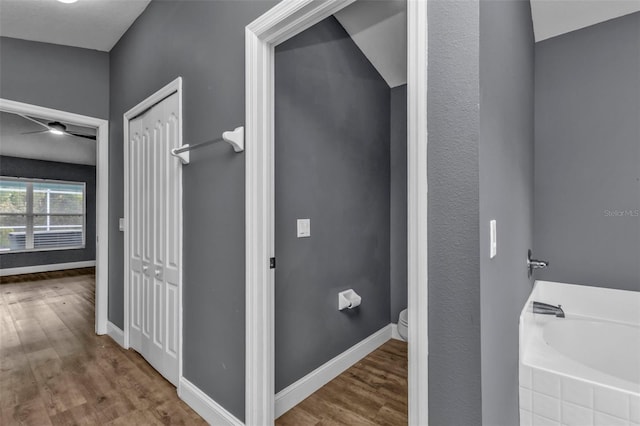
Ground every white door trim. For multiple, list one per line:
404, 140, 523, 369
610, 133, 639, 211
0, 98, 109, 336
245, 1, 429, 424
122, 77, 184, 383
407, 1, 429, 423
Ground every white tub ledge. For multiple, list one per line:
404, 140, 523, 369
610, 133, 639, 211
519, 280, 640, 426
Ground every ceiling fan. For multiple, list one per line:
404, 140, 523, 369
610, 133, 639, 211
18, 114, 96, 140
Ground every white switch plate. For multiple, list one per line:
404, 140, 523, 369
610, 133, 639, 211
297, 219, 310, 238
490, 219, 497, 258
119, 218, 125, 232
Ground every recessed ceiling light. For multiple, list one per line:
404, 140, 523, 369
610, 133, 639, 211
58, 0, 78, 3
49, 129, 65, 135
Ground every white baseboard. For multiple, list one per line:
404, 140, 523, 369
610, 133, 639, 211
391, 323, 406, 341
0, 260, 96, 277
275, 324, 392, 418
107, 321, 125, 347
178, 378, 243, 426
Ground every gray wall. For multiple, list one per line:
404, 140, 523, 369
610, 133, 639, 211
390, 85, 408, 322
0, 37, 107, 270
0, 37, 109, 119
428, 1, 482, 424
109, 1, 277, 420
274, 16, 391, 392
0, 156, 96, 269
479, 0, 535, 425
534, 12, 640, 292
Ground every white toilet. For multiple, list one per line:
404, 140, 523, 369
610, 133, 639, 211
397, 308, 408, 341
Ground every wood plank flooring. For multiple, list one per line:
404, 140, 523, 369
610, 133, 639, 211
0, 268, 96, 284
0, 272, 205, 425
276, 339, 408, 426
1, 270, 408, 425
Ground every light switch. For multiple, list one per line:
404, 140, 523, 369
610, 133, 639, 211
490, 219, 497, 258
297, 219, 310, 238
119, 218, 125, 232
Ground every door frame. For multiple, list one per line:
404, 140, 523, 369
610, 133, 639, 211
245, 1, 429, 424
122, 77, 184, 382
0, 98, 110, 335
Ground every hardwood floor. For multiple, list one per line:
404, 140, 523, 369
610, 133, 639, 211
1, 270, 408, 425
0, 268, 96, 284
0, 271, 205, 425
276, 339, 408, 426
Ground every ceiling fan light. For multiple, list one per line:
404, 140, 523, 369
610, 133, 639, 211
49, 129, 64, 135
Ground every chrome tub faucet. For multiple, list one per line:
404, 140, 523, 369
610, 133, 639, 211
532, 301, 565, 318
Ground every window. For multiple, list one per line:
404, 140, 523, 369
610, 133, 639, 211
0, 177, 86, 253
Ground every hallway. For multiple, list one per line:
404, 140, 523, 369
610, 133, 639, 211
0, 271, 204, 425
0, 270, 410, 425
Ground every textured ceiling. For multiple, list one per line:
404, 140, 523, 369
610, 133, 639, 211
0, 0, 151, 51
334, 0, 407, 88
2, 0, 638, 53
0, 112, 96, 165
530, 0, 640, 41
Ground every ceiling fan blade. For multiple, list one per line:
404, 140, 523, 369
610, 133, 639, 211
21, 129, 50, 135
66, 131, 96, 141
17, 114, 51, 130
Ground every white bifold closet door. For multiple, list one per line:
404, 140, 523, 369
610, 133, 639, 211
128, 92, 180, 386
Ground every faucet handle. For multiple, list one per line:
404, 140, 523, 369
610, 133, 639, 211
527, 250, 549, 278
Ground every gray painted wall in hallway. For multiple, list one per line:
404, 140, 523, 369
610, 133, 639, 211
0, 2, 544, 423
0, 37, 109, 119
0, 156, 97, 269
109, 1, 277, 420
534, 12, 640, 292
274, 16, 391, 392
428, 1, 482, 424
390, 85, 408, 322
479, 0, 535, 424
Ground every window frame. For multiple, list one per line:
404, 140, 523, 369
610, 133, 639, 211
0, 176, 87, 254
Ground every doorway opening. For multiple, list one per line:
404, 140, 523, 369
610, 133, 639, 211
273, 3, 408, 423
245, 0, 428, 424
0, 98, 109, 335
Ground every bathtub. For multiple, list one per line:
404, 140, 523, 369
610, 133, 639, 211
519, 280, 640, 426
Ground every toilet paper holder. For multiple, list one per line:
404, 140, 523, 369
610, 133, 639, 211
338, 289, 362, 310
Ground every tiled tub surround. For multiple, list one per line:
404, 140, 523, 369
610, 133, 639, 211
519, 281, 640, 426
